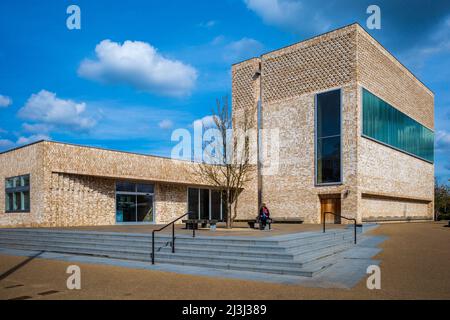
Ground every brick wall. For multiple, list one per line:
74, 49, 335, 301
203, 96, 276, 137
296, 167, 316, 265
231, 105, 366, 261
356, 25, 434, 219
0, 143, 46, 227
231, 23, 434, 223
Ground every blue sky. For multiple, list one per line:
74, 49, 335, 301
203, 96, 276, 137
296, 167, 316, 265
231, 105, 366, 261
0, 0, 449, 182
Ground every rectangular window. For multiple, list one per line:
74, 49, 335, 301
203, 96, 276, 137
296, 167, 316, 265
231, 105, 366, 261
5, 174, 30, 212
115, 181, 154, 223
362, 88, 434, 163
188, 188, 199, 219
187, 188, 226, 222
316, 89, 342, 185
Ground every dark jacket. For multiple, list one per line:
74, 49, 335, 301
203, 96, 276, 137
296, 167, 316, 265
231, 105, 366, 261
259, 206, 270, 219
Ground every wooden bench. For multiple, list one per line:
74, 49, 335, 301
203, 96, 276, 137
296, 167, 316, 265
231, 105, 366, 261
182, 219, 218, 230
248, 218, 273, 230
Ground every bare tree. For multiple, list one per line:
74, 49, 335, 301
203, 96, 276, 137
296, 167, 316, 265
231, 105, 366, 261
193, 96, 256, 229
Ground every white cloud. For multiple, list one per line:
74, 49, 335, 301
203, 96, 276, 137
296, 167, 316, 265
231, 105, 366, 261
198, 20, 218, 28
78, 40, 198, 97
436, 130, 450, 151
158, 119, 174, 129
16, 134, 50, 146
193, 115, 218, 128
22, 123, 51, 133
18, 90, 96, 132
401, 17, 450, 68
244, 0, 330, 33
224, 38, 264, 62
0, 139, 14, 149
0, 94, 12, 107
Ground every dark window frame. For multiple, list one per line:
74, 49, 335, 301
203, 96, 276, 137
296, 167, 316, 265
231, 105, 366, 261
315, 88, 343, 186
5, 174, 31, 213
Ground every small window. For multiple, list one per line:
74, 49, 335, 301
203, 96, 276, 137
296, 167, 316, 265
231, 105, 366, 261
5, 174, 30, 212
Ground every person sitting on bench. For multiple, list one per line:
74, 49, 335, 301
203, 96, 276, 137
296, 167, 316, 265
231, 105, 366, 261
259, 203, 270, 230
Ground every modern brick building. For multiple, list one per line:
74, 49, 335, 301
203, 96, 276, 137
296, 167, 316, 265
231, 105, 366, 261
0, 23, 434, 228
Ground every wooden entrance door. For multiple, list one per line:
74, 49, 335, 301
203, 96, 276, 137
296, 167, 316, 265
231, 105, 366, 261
320, 197, 341, 224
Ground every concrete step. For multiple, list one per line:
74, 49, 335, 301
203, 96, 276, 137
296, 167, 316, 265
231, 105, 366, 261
0, 229, 354, 249
0, 233, 353, 259
0, 228, 353, 246
147, 257, 330, 277
0, 236, 352, 265
0, 228, 356, 277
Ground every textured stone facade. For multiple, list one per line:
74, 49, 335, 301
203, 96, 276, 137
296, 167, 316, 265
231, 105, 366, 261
232, 23, 434, 223
47, 172, 115, 227
0, 141, 209, 227
0, 143, 45, 227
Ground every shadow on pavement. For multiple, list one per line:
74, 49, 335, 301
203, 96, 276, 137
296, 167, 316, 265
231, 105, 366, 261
0, 251, 44, 282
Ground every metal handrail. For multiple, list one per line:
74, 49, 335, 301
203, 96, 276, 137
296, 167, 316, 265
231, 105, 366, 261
152, 212, 194, 264
322, 212, 357, 244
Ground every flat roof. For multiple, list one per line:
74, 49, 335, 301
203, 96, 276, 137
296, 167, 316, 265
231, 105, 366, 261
0, 139, 195, 164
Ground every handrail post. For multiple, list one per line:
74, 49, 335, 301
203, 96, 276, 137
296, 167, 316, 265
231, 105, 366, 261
151, 231, 155, 265
150, 212, 196, 265
323, 213, 326, 233
172, 223, 175, 253
193, 224, 195, 238
354, 220, 357, 244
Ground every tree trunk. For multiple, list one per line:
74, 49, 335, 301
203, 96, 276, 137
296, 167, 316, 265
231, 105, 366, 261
226, 189, 232, 229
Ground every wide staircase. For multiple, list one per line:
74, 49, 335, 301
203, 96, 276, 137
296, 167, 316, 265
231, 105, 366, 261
0, 226, 360, 277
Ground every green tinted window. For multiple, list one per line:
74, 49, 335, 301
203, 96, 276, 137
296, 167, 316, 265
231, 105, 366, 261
362, 89, 434, 163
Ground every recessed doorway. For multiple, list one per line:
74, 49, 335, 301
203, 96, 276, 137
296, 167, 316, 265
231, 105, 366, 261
320, 195, 341, 224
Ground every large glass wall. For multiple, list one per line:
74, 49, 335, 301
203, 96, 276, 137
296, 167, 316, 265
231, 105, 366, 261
116, 182, 154, 223
316, 89, 342, 184
187, 188, 227, 222
362, 88, 434, 163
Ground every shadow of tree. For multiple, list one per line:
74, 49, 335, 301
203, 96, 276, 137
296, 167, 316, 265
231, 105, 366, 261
0, 251, 45, 282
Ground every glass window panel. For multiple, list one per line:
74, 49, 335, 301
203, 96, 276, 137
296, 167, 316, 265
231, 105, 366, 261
137, 195, 153, 222
116, 181, 136, 192
188, 188, 199, 219
5, 175, 30, 212
200, 189, 210, 220
221, 191, 228, 222
136, 184, 154, 194
20, 176, 30, 187
211, 191, 221, 221
116, 194, 136, 222
316, 89, 341, 184
6, 193, 12, 211
317, 137, 341, 184
317, 90, 341, 138
23, 191, 30, 211
13, 192, 20, 211
6, 178, 14, 189
362, 89, 434, 162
